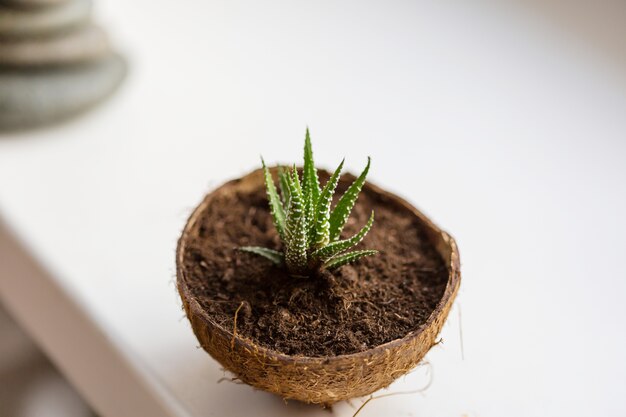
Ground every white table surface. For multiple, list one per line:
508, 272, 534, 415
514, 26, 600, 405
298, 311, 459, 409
1, 1, 625, 416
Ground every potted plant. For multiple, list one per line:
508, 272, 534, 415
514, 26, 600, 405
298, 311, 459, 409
176, 130, 460, 405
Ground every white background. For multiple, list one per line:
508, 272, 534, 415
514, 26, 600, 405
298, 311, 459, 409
1, 0, 625, 416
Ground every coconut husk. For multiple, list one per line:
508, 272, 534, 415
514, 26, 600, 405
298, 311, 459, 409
176, 168, 461, 405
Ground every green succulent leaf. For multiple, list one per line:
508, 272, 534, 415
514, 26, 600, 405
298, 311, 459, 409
290, 164, 302, 193
262, 158, 286, 239
324, 250, 378, 270
324, 250, 378, 271
328, 157, 370, 241
277, 166, 291, 208
304, 187, 314, 247
313, 159, 345, 248
284, 168, 308, 276
239, 246, 284, 265
302, 128, 321, 207
312, 211, 374, 263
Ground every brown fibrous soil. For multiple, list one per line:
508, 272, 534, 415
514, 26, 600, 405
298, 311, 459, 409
181, 172, 448, 357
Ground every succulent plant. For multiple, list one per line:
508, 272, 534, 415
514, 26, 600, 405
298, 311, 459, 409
240, 129, 377, 277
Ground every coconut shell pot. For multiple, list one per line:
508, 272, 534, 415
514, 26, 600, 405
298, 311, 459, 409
176, 168, 460, 405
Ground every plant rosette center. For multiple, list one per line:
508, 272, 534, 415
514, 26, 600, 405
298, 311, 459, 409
240, 129, 377, 277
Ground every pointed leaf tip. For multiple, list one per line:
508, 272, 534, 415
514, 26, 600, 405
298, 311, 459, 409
262, 161, 286, 239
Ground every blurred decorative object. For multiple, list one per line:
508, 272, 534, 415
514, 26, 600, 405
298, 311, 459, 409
0, 0, 126, 131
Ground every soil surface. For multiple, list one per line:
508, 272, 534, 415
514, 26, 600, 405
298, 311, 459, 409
180, 172, 448, 357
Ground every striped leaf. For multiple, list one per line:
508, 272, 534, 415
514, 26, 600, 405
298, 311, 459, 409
312, 159, 344, 247
290, 164, 301, 193
312, 211, 374, 263
284, 167, 308, 276
304, 186, 315, 247
328, 157, 370, 241
239, 247, 284, 265
277, 166, 291, 208
262, 158, 286, 239
302, 128, 321, 207
324, 250, 378, 270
